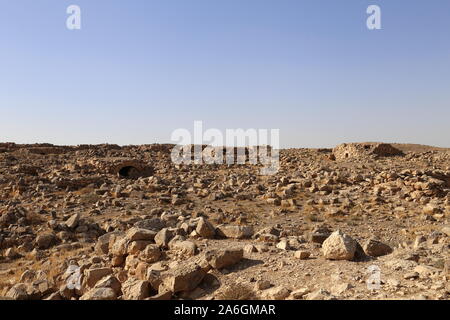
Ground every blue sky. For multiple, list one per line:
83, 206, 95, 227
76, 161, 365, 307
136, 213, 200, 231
1, 0, 449, 148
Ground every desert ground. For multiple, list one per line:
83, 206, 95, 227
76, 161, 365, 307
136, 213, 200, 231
0, 142, 448, 300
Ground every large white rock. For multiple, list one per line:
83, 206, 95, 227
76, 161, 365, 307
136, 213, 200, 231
322, 230, 357, 261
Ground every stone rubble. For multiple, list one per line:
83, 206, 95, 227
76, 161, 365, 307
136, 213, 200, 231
0, 142, 448, 300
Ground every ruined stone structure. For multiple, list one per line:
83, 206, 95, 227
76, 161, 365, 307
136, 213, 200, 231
333, 142, 404, 160
88, 158, 154, 178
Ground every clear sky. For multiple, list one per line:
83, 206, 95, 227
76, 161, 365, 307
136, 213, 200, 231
1, 0, 449, 148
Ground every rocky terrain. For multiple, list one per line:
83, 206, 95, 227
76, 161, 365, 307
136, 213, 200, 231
0, 142, 448, 300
